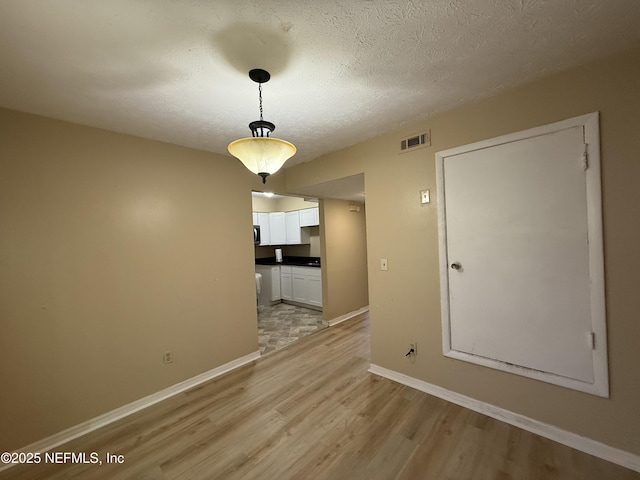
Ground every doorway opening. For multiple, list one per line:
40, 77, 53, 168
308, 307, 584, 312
252, 192, 325, 354
251, 173, 369, 355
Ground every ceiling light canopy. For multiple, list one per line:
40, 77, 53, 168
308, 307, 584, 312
228, 69, 296, 184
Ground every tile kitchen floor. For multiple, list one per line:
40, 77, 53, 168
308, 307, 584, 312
257, 303, 326, 355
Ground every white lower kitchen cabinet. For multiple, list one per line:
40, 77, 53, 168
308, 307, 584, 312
291, 266, 322, 308
280, 265, 292, 301
259, 264, 321, 309
292, 272, 307, 303
306, 274, 323, 308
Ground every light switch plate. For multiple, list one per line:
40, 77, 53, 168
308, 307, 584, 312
381, 258, 388, 271
421, 190, 430, 204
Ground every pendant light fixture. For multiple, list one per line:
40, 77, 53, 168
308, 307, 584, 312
227, 69, 296, 183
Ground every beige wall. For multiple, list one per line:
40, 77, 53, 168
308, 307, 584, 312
250, 195, 278, 213
0, 109, 279, 451
284, 49, 640, 454
281, 237, 321, 258
320, 199, 369, 320
251, 194, 317, 213
274, 196, 317, 212
254, 241, 320, 259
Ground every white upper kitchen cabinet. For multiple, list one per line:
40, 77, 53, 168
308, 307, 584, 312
285, 211, 301, 244
257, 212, 271, 246
269, 212, 286, 245
285, 211, 310, 245
299, 207, 319, 227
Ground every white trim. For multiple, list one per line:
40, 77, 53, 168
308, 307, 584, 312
326, 306, 370, 326
0, 351, 261, 473
368, 364, 639, 473
435, 112, 609, 397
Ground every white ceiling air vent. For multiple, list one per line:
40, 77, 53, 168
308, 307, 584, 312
400, 130, 431, 153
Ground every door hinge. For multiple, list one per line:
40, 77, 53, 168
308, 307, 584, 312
582, 144, 589, 170
588, 331, 596, 350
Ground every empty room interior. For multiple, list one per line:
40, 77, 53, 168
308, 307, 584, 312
1, 1, 639, 479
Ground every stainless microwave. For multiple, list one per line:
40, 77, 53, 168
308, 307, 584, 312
253, 225, 261, 245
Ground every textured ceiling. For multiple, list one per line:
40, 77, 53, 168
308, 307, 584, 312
1, 0, 640, 173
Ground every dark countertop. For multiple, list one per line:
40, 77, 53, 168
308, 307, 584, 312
255, 256, 321, 268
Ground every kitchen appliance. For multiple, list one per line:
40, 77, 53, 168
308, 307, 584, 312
255, 272, 262, 306
253, 225, 261, 245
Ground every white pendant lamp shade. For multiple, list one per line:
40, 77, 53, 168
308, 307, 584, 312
228, 136, 296, 182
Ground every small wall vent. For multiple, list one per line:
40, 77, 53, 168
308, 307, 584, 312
400, 130, 431, 153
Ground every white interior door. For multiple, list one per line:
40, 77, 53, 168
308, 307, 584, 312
436, 113, 608, 396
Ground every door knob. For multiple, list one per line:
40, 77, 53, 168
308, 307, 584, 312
451, 262, 462, 270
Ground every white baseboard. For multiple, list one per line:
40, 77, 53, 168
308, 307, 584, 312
368, 364, 640, 473
0, 350, 261, 473
327, 306, 370, 326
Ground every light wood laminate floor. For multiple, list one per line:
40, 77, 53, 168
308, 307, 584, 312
2, 314, 638, 480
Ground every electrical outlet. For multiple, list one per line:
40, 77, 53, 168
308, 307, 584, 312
163, 350, 173, 364
405, 341, 418, 358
